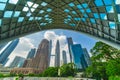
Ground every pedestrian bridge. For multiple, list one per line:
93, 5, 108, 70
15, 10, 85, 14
0, 0, 120, 49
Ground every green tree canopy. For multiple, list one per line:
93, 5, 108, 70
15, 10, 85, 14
86, 41, 120, 80
42, 67, 58, 77
60, 63, 76, 77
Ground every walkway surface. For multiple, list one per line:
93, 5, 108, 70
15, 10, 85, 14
0, 77, 95, 80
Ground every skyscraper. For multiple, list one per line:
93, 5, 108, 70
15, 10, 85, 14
48, 40, 52, 66
10, 56, 25, 68
31, 39, 49, 72
67, 37, 73, 63
22, 59, 32, 68
70, 44, 87, 71
62, 50, 67, 65
23, 48, 36, 68
27, 48, 36, 59
0, 39, 19, 65
55, 40, 60, 67
83, 48, 91, 66
0, 42, 7, 51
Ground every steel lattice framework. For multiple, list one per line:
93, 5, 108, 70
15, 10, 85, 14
0, 0, 120, 46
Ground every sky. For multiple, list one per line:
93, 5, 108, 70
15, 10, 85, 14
3, 29, 97, 67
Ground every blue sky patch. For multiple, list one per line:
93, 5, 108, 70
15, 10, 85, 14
18, 17, 24, 22
95, 0, 103, 6
69, 3, 75, 7
0, 3, 6, 10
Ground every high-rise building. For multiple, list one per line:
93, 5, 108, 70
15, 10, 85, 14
83, 48, 91, 66
31, 39, 49, 72
22, 59, 32, 68
0, 43, 7, 51
0, 39, 19, 65
55, 40, 60, 67
67, 37, 73, 63
70, 44, 87, 71
23, 48, 36, 68
48, 40, 52, 66
27, 48, 36, 59
10, 56, 25, 68
62, 50, 67, 65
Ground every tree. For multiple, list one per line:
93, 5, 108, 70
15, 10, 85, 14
28, 73, 35, 77
106, 60, 120, 76
60, 63, 76, 77
10, 73, 16, 77
0, 73, 4, 78
86, 61, 108, 80
86, 41, 120, 80
42, 67, 58, 77
91, 41, 118, 61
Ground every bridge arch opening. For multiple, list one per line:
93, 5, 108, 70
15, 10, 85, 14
0, 29, 120, 50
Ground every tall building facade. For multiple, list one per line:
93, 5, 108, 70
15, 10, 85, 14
27, 48, 36, 59
22, 59, 32, 68
55, 40, 60, 67
0, 39, 19, 65
62, 50, 67, 65
10, 56, 25, 68
67, 37, 73, 63
0, 42, 7, 51
83, 48, 91, 66
70, 44, 88, 71
48, 40, 52, 66
30, 39, 50, 72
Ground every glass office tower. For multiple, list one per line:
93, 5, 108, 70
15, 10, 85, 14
70, 44, 87, 71
0, 39, 19, 65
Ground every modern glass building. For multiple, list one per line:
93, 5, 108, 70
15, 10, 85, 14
0, 39, 19, 66
70, 44, 88, 71
62, 50, 67, 65
10, 56, 25, 68
55, 40, 60, 67
27, 48, 36, 59
67, 37, 73, 63
83, 48, 91, 66
0, 43, 7, 51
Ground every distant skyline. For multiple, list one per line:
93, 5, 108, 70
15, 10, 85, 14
3, 29, 97, 67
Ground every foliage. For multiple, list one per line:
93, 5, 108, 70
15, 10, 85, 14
60, 63, 76, 77
10, 73, 16, 77
28, 73, 35, 76
41, 63, 77, 77
42, 67, 58, 77
91, 41, 118, 61
106, 60, 120, 76
38, 73, 43, 77
109, 76, 120, 80
0, 73, 4, 78
86, 62, 108, 80
86, 41, 120, 80
18, 73, 24, 77
14, 77, 19, 80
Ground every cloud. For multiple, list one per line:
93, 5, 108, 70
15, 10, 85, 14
116, 0, 120, 4
73, 41, 78, 44
44, 31, 58, 40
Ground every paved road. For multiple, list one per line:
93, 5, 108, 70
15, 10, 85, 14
0, 77, 95, 80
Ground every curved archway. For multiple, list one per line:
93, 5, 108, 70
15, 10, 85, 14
0, 0, 119, 48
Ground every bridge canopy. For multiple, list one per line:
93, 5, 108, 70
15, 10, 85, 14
0, 0, 120, 46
